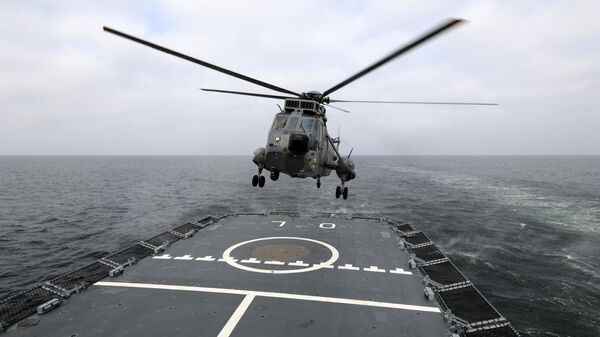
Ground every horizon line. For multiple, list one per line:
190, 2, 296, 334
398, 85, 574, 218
1, 154, 599, 157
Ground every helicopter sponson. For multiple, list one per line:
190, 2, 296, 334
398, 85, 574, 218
335, 157, 356, 182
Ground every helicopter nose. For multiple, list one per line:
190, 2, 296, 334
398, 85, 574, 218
288, 134, 309, 154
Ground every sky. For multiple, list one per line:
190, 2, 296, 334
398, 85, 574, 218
0, 0, 599, 155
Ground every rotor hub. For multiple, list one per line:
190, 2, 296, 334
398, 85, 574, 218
302, 91, 325, 102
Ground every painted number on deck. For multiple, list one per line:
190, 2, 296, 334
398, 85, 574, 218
319, 223, 336, 229
272, 221, 286, 227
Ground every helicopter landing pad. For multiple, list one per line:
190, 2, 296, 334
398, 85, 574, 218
6, 215, 450, 337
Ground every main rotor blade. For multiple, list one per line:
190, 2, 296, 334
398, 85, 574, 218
322, 18, 465, 97
103, 26, 301, 97
201, 88, 291, 100
329, 99, 498, 106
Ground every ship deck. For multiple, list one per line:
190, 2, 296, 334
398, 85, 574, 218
1, 213, 519, 337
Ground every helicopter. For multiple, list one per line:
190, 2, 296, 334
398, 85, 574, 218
103, 18, 496, 200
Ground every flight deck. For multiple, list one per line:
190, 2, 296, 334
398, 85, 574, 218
1, 213, 519, 336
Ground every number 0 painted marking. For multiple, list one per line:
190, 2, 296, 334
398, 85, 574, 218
272, 221, 286, 227
319, 223, 336, 229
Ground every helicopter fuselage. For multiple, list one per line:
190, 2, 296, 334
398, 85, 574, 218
253, 109, 335, 179
252, 98, 355, 186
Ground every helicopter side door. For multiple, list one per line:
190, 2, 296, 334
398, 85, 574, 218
318, 121, 335, 176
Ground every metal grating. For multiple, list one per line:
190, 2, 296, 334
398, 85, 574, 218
402, 232, 431, 245
144, 231, 181, 247
393, 223, 414, 233
104, 244, 153, 265
172, 222, 197, 235
233, 212, 266, 216
438, 285, 501, 324
48, 261, 112, 292
197, 216, 216, 226
285, 100, 299, 108
463, 324, 520, 337
350, 214, 382, 220
300, 101, 315, 109
0, 287, 57, 329
422, 261, 466, 286
0, 214, 214, 330
411, 244, 445, 262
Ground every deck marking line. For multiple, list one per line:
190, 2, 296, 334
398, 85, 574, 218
173, 255, 193, 260
196, 256, 215, 261
264, 260, 285, 265
288, 261, 309, 267
217, 293, 255, 337
314, 263, 334, 269
338, 264, 359, 271
95, 281, 440, 313
218, 258, 238, 262
364, 266, 386, 273
166, 256, 413, 276
271, 220, 286, 227
390, 268, 412, 275
241, 258, 261, 264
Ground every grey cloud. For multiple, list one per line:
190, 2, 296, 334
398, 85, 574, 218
0, 1, 599, 155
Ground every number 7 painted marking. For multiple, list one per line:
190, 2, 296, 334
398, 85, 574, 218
272, 221, 286, 227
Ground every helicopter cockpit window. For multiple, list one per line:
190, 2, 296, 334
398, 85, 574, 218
313, 120, 322, 139
299, 117, 316, 132
272, 115, 288, 130
286, 117, 300, 130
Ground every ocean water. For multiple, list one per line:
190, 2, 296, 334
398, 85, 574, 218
0, 155, 598, 336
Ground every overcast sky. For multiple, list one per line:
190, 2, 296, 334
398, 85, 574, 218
1, 1, 599, 155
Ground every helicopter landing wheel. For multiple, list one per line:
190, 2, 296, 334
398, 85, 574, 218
342, 187, 348, 200
258, 175, 266, 188
335, 186, 341, 199
270, 170, 279, 181
317, 178, 321, 189
252, 175, 259, 187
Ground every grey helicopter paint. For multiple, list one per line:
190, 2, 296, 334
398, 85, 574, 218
252, 98, 355, 200
103, 18, 496, 200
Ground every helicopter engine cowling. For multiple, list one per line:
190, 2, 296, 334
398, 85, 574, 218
335, 157, 356, 182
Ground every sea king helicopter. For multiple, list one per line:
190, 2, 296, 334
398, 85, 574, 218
103, 18, 496, 200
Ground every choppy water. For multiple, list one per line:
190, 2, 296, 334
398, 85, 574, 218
0, 156, 598, 337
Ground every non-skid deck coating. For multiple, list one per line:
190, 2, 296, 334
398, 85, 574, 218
6, 215, 450, 336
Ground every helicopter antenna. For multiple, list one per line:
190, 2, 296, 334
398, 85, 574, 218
348, 148, 353, 158
276, 104, 283, 112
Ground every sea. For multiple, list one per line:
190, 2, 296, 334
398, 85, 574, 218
0, 155, 598, 337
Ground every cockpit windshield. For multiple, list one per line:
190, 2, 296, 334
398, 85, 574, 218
272, 115, 316, 132
272, 115, 288, 130
298, 117, 316, 132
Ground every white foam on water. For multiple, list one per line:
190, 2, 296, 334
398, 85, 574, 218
384, 165, 600, 233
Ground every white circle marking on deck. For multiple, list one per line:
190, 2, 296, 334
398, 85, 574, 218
222, 237, 339, 274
